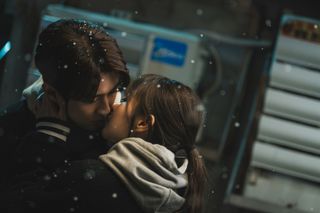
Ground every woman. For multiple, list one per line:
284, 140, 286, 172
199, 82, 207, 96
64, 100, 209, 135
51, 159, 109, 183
100, 74, 207, 212
7, 74, 207, 213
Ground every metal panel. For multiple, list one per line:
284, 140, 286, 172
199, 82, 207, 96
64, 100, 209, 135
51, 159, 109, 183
258, 115, 320, 154
270, 61, 320, 98
251, 142, 320, 183
264, 88, 320, 126
276, 36, 320, 70
242, 168, 320, 213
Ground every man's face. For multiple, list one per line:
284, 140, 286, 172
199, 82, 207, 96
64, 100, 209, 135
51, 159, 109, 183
67, 72, 120, 131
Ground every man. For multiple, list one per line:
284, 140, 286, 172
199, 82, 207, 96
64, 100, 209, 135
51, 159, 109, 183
0, 19, 129, 188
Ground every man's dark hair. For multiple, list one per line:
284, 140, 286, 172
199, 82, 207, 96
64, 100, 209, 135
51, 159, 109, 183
35, 19, 129, 102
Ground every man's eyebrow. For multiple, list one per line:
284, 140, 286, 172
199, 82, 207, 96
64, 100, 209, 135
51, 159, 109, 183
95, 80, 123, 97
109, 81, 123, 94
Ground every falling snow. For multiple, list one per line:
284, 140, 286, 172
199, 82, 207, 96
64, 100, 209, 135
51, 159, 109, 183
222, 173, 228, 179
24, 54, 32, 62
64, 64, 68, 69
99, 58, 105, 64
89, 135, 94, 140
157, 84, 161, 88
43, 175, 51, 181
265, 19, 272, 27
84, 169, 96, 180
73, 42, 77, 46
196, 9, 203, 16
219, 90, 226, 96
48, 136, 55, 143
190, 59, 195, 64
103, 22, 108, 27
36, 157, 42, 163
234, 122, 240, 127
196, 104, 205, 111
121, 32, 127, 37
112, 193, 118, 198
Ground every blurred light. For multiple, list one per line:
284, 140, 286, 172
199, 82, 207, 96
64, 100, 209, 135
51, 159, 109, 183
0, 41, 11, 60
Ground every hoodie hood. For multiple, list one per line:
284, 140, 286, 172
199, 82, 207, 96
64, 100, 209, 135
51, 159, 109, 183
22, 76, 43, 114
99, 137, 188, 213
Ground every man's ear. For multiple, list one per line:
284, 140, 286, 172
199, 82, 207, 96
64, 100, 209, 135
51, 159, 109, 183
133, 114, 155, 134
43, 83, 65, 105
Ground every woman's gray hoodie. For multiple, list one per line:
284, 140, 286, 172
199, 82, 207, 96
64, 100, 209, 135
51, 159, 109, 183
99, 137, 188, 213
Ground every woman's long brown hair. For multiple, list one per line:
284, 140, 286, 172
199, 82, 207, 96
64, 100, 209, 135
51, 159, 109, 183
127, 74, 208, 213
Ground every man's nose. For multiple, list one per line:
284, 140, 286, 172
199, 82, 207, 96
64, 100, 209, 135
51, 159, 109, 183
97, 96, 112, 116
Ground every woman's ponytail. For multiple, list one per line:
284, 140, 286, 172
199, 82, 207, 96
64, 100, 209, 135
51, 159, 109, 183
182, 148, 207, 213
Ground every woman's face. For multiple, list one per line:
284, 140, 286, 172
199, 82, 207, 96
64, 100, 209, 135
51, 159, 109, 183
101, 96, 135, 145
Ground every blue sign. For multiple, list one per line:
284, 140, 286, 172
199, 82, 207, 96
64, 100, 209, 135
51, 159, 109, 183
151, 38, 187, 67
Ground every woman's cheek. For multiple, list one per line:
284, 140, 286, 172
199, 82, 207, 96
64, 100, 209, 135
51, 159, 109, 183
102, 104, 130, 142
